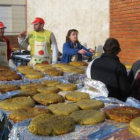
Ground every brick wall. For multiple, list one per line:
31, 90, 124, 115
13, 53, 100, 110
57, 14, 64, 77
110, 0, 140, 64
7, 35, 20, 50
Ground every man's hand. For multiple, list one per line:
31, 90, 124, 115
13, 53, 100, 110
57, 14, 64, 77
19, 31, 27, 38
78, 49, 87, 54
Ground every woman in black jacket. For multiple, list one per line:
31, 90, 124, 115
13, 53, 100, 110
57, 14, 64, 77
87, 38, 131, 101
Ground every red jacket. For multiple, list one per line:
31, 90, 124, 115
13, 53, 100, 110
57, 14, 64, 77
3, 36, 12, 60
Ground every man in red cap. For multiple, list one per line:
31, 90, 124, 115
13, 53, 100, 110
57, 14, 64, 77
18, 17, 58, 66
0, 22, 12, 66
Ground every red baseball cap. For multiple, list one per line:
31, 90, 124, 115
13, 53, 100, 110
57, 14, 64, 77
32, 17, 45, 24
0, 22, 6, 29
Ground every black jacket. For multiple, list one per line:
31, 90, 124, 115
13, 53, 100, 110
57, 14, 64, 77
91, 53, 131, 101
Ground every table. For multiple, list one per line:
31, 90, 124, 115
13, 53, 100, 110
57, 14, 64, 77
13, 55, 31, 66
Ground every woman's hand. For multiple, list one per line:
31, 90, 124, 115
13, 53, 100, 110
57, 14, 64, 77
89, 49, 95, 53
78, 49, 87, 54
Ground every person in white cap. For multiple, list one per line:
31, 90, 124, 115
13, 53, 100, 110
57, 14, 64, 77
18, 17, 58, 66
0, 22, 12, 67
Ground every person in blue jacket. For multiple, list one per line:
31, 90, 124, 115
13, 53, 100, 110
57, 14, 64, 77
61, 29, 94, 63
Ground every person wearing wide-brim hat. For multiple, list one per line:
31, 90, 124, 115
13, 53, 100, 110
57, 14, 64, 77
0, 22, 12, 67
18, 17, 58, 66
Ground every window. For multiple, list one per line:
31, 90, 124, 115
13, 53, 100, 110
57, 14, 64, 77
0, 3, 26, 35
